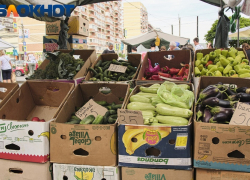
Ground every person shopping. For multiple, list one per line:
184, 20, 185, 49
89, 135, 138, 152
0, 50, 12, 83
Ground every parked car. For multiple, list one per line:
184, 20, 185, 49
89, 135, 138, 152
13, 66, 25, 77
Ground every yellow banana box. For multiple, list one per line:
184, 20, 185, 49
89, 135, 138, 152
53, 163, 119, 180
46, 16, 89, 36
118, 82, 194, 170
0, 81, 74, 163
50, 83, 130, 166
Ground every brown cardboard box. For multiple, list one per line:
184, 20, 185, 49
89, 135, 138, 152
36, 50, 96, 84
0, 159, 51, 180
122, 167, 193, 180
0, 83, 19, 108
196, 168, 250, 180
85, 53, 141, 82
50, 83, 130, 166
43, 35, 88, 52
193, 48, 248, 94
118, 82, 194, 170
46, 16, 89, 36
137, 50, 191, 85
194, 77, 250, 172
0, 81, 74, 163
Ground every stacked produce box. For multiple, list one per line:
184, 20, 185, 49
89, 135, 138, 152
117, 50, 194, 179
50, 83, 130, 180
0, 81, 74, 180
43, 16, 89, 52
194, 77, 250, 179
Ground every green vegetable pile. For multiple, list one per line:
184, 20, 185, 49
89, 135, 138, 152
127, 81, 194, 126
65, 100, 123, 124
195, 47, 250, 78
88, 59, 137, 81
27, 51, 84, 80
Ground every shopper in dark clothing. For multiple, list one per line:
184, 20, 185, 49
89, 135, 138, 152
102, 43, 115, 54
242, 43, 250, 60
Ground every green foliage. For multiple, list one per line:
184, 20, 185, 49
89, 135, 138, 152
229, 39, 250, 47
119, 53, 125, 58
205, 17, 250, 43
27, 52, 85, 80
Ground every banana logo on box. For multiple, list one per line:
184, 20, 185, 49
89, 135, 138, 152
122, 128, 171, 155
38, 131, 49, 140
74, 171, 94, 180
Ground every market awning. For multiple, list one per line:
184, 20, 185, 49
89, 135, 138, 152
229, 26, 250, 40
0, 38, 16, 50
0, 0, 117, 22
200, 0, 225, 7
122, 30, 189, 49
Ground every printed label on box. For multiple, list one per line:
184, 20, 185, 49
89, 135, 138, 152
108, 64, 127, 73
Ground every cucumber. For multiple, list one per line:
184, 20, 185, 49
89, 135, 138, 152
108, 117, 116, 124
108, 110, 116, 115
103, 111, 110, 124
92, 115, 104, 124
155, 115, 189, 126
65, 119, 81, 124
80, 115, 95, 124
95, 101, 108, 106
112, 104, 122, 110
95, 60, 102, 68
71, 115, 81, 121
109, 114, 117, 119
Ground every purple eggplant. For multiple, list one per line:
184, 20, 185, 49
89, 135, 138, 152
209, 106, 234, 117
202, 108, 212, 123
202, 97, 236, 108
215, 92, 222, 99
237, 93, 250, 102
209, 112, 231, 123
226, 94, 238, 101
196, 104, 205, 121
226, 88, 236, 95
236, 87, 250, 94
198, 86, 220, 103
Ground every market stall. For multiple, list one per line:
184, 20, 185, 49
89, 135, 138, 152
122, 30, 190, 53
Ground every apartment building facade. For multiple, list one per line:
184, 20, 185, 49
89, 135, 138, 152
72, 1, 123, 54
123, 2, 148, 39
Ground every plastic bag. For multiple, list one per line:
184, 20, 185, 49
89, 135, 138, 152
157, 81, 194, 109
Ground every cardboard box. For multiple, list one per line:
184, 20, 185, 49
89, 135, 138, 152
137, 50, 192, 85
196, 168, 250, 180
85, 53, 141, 82
122, 167, 193, 180
35, 49, 97, 85
193, 48, 248, 95
50, 83, 130, 166
46, 16, 89, 36
53, 163, 119, 180
0, 81, 74, 163
43, 35, 87, 52
194, 77, 250, 172
0, 83, 19, 108
118, 82, 194, 170
0, 159, 51, 180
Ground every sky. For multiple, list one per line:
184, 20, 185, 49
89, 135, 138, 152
125, 0, 248, 43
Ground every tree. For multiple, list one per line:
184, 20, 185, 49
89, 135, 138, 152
204, 17, 250, 43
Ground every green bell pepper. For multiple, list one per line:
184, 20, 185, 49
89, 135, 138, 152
214, 49, 222, 56
201, 54, 210, 65
195, 67, 201, 77
238, 51, 246, 58
208, 65, 217, 70
238, 69, 250, 75
201, 68, 208, 76
239, 73, 250, 78
198, 64, 203, 71
195, 60, 201, 67
221, 50, 228, 57
214, 70, 222, 77
228, 51, 236, 58
209, 52, 217, 61
207, 66, 217, 74
229, 70, 236, 76
220, 56, 229, 67
242, 59, 249, 64
196, 52, 203, 60
218, 66, 224, 73
223, 64, 233, 75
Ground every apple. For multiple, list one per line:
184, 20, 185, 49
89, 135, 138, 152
39, 119, 45, 122
32, 117, 40, 122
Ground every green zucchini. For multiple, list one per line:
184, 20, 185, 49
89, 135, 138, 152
80, 115, 95, 124
155, 115, 189, 126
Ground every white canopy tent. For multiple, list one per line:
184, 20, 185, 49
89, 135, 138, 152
0, 38, 17, 50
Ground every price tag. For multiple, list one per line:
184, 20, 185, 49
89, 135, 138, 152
230, 102, 250, 126
75, 99, 108, 120
108, 64, 127, 73
118, 109, 144, 125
